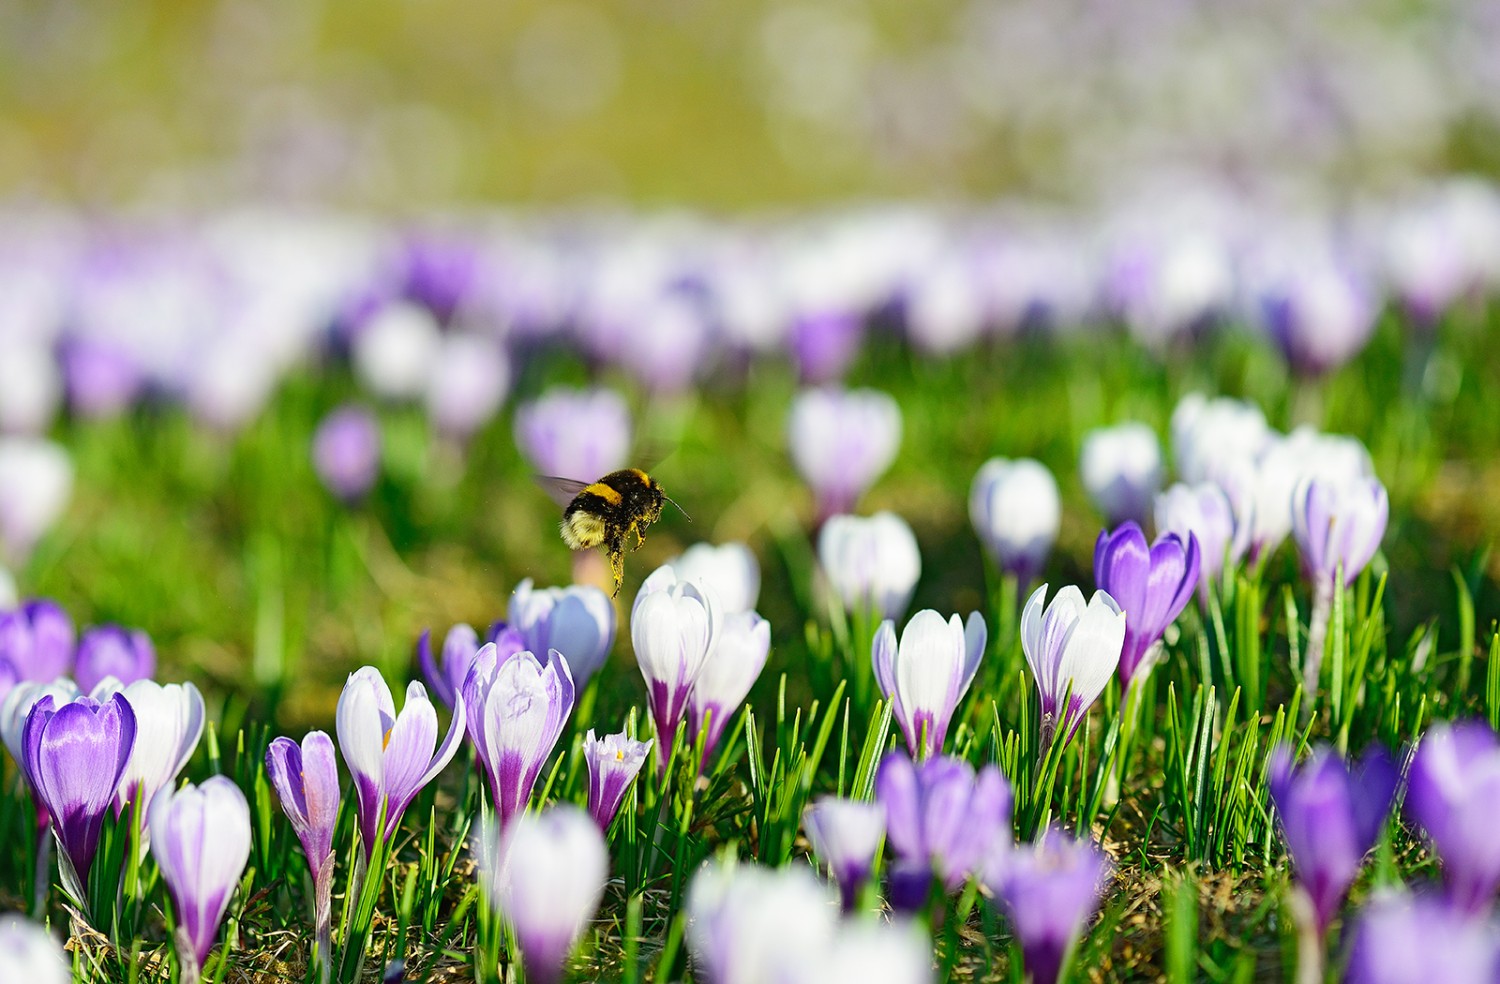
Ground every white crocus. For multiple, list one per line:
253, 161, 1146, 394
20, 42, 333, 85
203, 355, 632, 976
817, 511, 922, 621
1020, 585, 1127, 750
968, 457, 1060, 583
113, 680, 206, 833
873, 609, 986, 759
665, 541, 761, 614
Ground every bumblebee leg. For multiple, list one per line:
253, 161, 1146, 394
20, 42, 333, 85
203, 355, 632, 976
605, 536, 626, 597
633, 525, 646, 550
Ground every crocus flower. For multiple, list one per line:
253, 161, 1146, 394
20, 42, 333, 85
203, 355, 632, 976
872, 609, 986, 759
480, 805, 608, 984
1268, 743, 1399, 934
876, 751, 1012, 905
423, 332, 509, 440
632, 566, 721, 773
0, 437, 73, 565
0, 914, 69, 984
73, 624, 155, 693
0, 599, 73, 686
508, 578, 617, 688
21, 692, 136, 899
1020, 585, 1126, 750
1244, 428, 1373, 560
311, 405, 381, 503
1254, 252, 1377, 378
1169, 394, 1270, 486
1154, 483, 1243, 596
1079, 423, 1163, 528
1094, 522, 1200, 692
1346, 890, 1500, 984
266, 731, 342, 977
665, 541, 761, 614
686, 859, 839, 984
336, 667, 466, 855
1405, 720, 1500, 914
513, 386, 631, 482
788, 387, 901, 520
968, 457, 1061, 585
789, 309, 864, 385
416, 623, 481, 711
689, 610, 771, 762
462, 645, 575, 829
583, 729, 651, 831
352, 301, 442, 401
1, 678, 80, 775
110, 680, 205, 835
818, 512, 922, 621
150, 776, 252, 984
985, 827, 1112, 984
1291, 475, 1389, 588
783, 919, 934, 984
803, 797, 886, 910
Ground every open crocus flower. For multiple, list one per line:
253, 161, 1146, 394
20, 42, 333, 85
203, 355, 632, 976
335, 667, 466, 856
108, 680, 205, 839
1405, 720, 1500, 914
688, 610, 771, 762
1020, 585, 1126, 751
0, 599, 74, 685
266, 730, 341, 973
968, 457, 1061, 586
508, 578, 617, 688
664, 541, 761, 614
150, 776, 252, 984
73, 624, 155, 693
1093, 523, 1199, 692
416, 623, 480, 712
803, 796, 886, 911
462, 644, 575, 829
631, 566, 720, 773
873, 609, 986, 759
985, 827, 1112, 984
583, 730, 651, 831
0, 914, 70, 984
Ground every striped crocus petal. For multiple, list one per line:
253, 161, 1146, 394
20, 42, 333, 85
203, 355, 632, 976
265, 731, 341, 884
479, 649, 575, 828
381, 680, 466, 842
334, 667, 397, 856
113, 680, 205, 833
874, 610, 986, 759
149, 776, 252, 975
583, 729, 651, 831
632, 570, 720, 771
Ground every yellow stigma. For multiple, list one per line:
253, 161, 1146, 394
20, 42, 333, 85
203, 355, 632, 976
383, 728, 392, 751
615, 749, 625, 761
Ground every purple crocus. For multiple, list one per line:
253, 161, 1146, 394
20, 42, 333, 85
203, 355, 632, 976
462, 644, 575, 829
788, 387, 901, 521
311, 405, 381, 503
1406, 720, 1500, 914
1020, 585, 1126, 751
631, 566, 721, 774
508, 578, 617, 689
1347, 890, 1500, 984
266, 731, 341, 978
1154, 482, 1244, 597
149, 776, 252, 984
335, 667, 466, 856
513, 386, 631, 483
969, 458, 1061, 586
803, 797, 886, 911
416, 624, 481, 711
583, 730, 651, 831
985, 827, 1112, 984
872, 609, 986, 759
1268, 743, 1399, 935
789, 309, 864, 385
689, 610, 771, 762
73, 624, 155, 693
21, 692, 137, 900
1093, 522, 1200, 692
0, 599, 74, 684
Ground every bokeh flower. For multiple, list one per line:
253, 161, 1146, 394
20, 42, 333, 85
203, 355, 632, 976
1405, 720, 1500, 914
311, 404, 381, 504
803, 796, 885, 910
73, 624, 155, 693
969, 457, 1061, 585
818, 511, 922, 621
788, 387, 901, 520
985, 827, 1112, 984
1079, 423, 1162, 529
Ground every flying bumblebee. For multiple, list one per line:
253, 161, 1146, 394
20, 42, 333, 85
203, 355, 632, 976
539, 469, 688, 596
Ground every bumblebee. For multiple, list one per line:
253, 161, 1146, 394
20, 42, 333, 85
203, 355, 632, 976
540, 469, 688, 596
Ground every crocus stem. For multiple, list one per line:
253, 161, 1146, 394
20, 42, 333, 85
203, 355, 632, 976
314, 856, 335, 984
1303, 578, 1335, 715
175, 925, 203, 984
31, 823, 51, 918
1289, 886, 1323, 984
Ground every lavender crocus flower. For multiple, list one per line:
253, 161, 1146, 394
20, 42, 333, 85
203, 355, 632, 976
686, 860, 839, 984
1021, 585, 1126, 751
513, 386, 631, 483
1406, 720, 1500, 914
481, 805, 608, 984
876, 752, 1011, 905
423, 332, 509, 440
1256, 254, 1377, 378
1154, 483, 1243, 596
969, 458, 1061, 585
266, 731, 341, 978
985, 827, 1112, 984
665, 542, 761, 614
789, 309, 864, 385
149, 776, 252, 984
784, 919, 934, 984
788, 387, 901, 520
1094, 523, 1200, 693
631, 566, 720, 773
462, 645, 575, 829
0, 599, 74, 684
1347, 890, 1500, 984
508, 578, 617, 688
872, 609, 986, 759
1268, 743, 1399, 934
311, 405, 381, 503
583, 729, 651, 831
817, 512, 922, 621
689, 610, 771, 762
73, 624, 155, 693
1079, 423, 1163, 529
0, 914, 69, 984
110, 680, 205, 835
335, 667, 466, 856
803, 797, 886, 911
416, 624, 481, 712
0, 438, 74, 565
21, 692, 136, 899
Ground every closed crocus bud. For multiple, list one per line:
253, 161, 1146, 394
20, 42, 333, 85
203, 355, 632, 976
818, 512, 922, 621
0, 437, 73, 564
150, 776, 252, 984
583, 729, 651, 831
424, 332, 509, 440
985, 827, 1112, 984
876, 752, 1012, 901
1245, 428, 1374, 561
1094, 523, 1200, 693
336, 667, 467, 856
1291, 475, 1388, 588
788, 387, 901, 520
785, 919, 935, 984
508, 579, 616, 688
1169, 394, 1271, 486
665, 542, 760, 614
631, 566, 720, 773
0, 599, 74, 683
513, 386, 631, 483
482, 805, 608, 984
872, 610, 986, 759
1079, 423, 1162, 529
462, 645, 575, 829
1406, 720, 1500, 914
21, 692, 136, 899
689, 610, 771, 762
969, 458, 1060, 585
112, 680, 205, 835
1256, 254, 1377, 378
1155, 483, 1243, 594
1021, 585, 1126, 751
0, 914, 69, 984
686, 859, 840, 984
352, 301, 443, 400
73, 624, 155, 696
1347, 890, 1500, 984
311, 405, 381, 504
265, 731, 341, 906
1268, 743, 1398, 935
416, 624, 480, 712
803, 797, 885, 911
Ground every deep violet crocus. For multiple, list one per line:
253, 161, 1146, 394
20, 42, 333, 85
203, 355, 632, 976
0, 599, 74, 685
985, 827, 1112, 984
1093, 522, 1200, 693
1405, 720, 1500, 914
872, 609, 986, 759
632, 566, 721, 774
462, 644, 575, 829
73, 623, 155, 693
150, 776, 252, 984
1020, 585, 1126, 751
335, 667, 466, 857
266, 731, 341, 982
582, 730, 651, 831
1268, 743, 1399, 936
416, 623, 481, 711
803, 796, 886, 911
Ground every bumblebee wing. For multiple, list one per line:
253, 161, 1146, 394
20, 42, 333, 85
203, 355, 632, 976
535, 475, 590, 507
